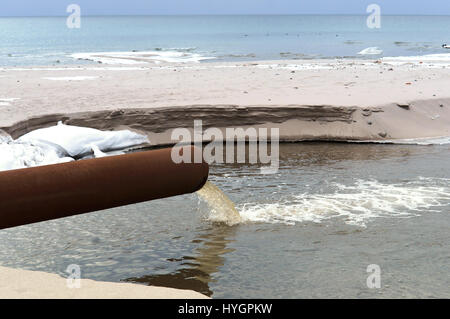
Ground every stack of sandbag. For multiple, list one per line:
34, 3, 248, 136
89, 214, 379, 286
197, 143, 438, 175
0, 122, 149, 171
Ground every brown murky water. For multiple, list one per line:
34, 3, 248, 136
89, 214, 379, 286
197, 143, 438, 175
196, 181, 241, 226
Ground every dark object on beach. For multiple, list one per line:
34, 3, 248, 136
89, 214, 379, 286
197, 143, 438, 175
0, 146, 208, 230
361, 109, 372, 117
442, 44, 450, 49
397, 103, 410, 110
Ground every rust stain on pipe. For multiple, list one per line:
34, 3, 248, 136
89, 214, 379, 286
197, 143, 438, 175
0, 146, 208, 230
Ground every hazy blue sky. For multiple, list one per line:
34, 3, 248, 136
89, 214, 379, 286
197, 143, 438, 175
1, 0, 449, 16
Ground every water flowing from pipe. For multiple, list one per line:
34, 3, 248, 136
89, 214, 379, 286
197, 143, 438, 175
196, 181, 241, 226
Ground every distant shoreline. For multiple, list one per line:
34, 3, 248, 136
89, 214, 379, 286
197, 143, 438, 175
2, 15, 450, 67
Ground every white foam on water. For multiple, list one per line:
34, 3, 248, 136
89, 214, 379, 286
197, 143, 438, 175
42, 76, 99, 81
71, 50, 216, 65
238, 179, 450, 227
383, 53, 450, 62
1, 67, 150, 71
356, 136, 450, 145
358, 47, 383, 55
382, 53, 450, 67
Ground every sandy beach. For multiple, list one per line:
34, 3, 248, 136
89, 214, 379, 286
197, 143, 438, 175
1, 59, 449, 144
1, 58, 450, 299
0, 266, 208, 299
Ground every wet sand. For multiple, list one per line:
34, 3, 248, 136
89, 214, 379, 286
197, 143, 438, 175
0, 266, 208, 298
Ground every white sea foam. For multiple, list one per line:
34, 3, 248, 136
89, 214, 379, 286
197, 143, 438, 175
71, 50, 216, 65
238, 179, 450, 227
358, 47, 383, 55
1, 67, 150, 71
356, 136, 450, 145
382, 53, 450, 67
0, 122, 150, 171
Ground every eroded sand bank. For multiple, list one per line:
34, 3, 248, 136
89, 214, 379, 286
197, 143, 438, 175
1, 59, 449, 144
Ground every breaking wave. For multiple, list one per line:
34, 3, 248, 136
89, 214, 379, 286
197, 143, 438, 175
356, 136, 450, 145
382, 53, 450, 67
71, 50, 216, 65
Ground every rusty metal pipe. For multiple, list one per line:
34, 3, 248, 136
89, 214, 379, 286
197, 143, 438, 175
0, 146, 208, 230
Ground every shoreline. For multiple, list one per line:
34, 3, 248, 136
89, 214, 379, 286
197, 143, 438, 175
2, 99, 450, 145
0, 266, 208, 299
1, 58, 450, 144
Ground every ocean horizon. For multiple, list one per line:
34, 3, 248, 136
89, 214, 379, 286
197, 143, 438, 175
1, 15, 449, 66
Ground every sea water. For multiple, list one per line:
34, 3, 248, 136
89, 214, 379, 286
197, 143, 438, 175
1, 15, 450, 66
1, 143, 449, 298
